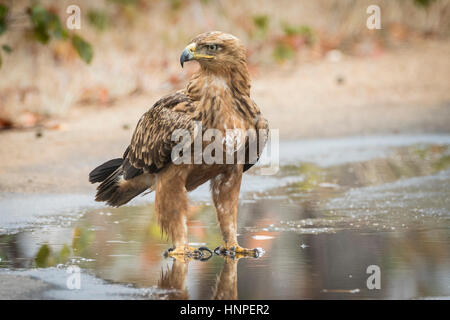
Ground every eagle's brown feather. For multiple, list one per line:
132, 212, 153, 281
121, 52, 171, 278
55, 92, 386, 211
126, 91, 197, 173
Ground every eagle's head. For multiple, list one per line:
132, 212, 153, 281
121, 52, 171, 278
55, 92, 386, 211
180, 31, 246, 72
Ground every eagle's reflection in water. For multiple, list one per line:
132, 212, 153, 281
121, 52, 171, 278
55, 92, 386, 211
158, 257, 239, 300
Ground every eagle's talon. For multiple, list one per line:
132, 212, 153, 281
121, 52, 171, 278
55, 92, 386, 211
164, 245, 215, 261
214, 245, 259, 258
197, 246, 213, 260
197, 247, 214, 261
165, 246, 203, 258
192, 250, 202, 258
198, 246, 213, 255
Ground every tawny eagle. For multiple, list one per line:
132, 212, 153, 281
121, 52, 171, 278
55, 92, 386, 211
89, 31, 268, 258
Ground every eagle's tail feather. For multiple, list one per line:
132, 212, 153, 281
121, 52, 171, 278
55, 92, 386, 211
89, 158, 123, 183
92, 162, 154, 207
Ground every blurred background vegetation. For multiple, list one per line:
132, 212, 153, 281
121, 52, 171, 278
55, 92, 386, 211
0, 0, 449, 128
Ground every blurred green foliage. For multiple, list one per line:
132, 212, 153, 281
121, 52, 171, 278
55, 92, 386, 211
0, 3, 8, 67
0, 43, 11, 67
87, 9, 110, 31
0, 3, 7, 36
72, 34, 93, 63
59, 244, 71, 262
72, 227, 95, 254
1, 43, 11, 53
168, 0, 183, 11
281, 22, 314, 43
35, 244, 51, 267
273, 43, 294, 62
414, 0, 436, 8
252, 15, 269, 38
32, 226, 95, 268
30, 4, 69, 43
433, 155, 450, 172
294, 163, 323, 191
108, 0, 138, 5
272, 22, 315, 62
0, 0, 444, 69
35, 243, 72, 268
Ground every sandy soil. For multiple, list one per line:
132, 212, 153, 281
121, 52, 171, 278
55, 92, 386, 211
0, 41, 449, 195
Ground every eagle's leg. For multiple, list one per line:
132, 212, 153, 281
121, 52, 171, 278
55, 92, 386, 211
211, 165, 257, 257
213, 256, 238, 299
155, 166, 199, 258
158, 258, 190, 299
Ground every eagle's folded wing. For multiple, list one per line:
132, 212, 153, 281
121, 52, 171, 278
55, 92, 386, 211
243, 111, 269, 172
123, 93, 197, 177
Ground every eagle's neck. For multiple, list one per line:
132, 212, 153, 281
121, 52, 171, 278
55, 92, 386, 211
186, 62, 251, 100
186, 62, 254, 128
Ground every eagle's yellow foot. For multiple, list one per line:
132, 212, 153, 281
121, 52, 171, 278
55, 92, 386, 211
165, 246, 201, 258
214, 244, 261, 258
164, 246, 213, 261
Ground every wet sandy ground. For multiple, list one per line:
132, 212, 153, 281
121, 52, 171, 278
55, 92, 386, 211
0, 135, 449, 299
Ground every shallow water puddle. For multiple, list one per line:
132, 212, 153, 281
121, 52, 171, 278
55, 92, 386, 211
1, 137, 450, 299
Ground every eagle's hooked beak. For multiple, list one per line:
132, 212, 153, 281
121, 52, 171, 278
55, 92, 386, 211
180, 42, 214, 68
180, 43, 195, 68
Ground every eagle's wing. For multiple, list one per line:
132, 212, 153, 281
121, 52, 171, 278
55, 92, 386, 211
122, 91, 197, 178
243, 106, 269, 172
